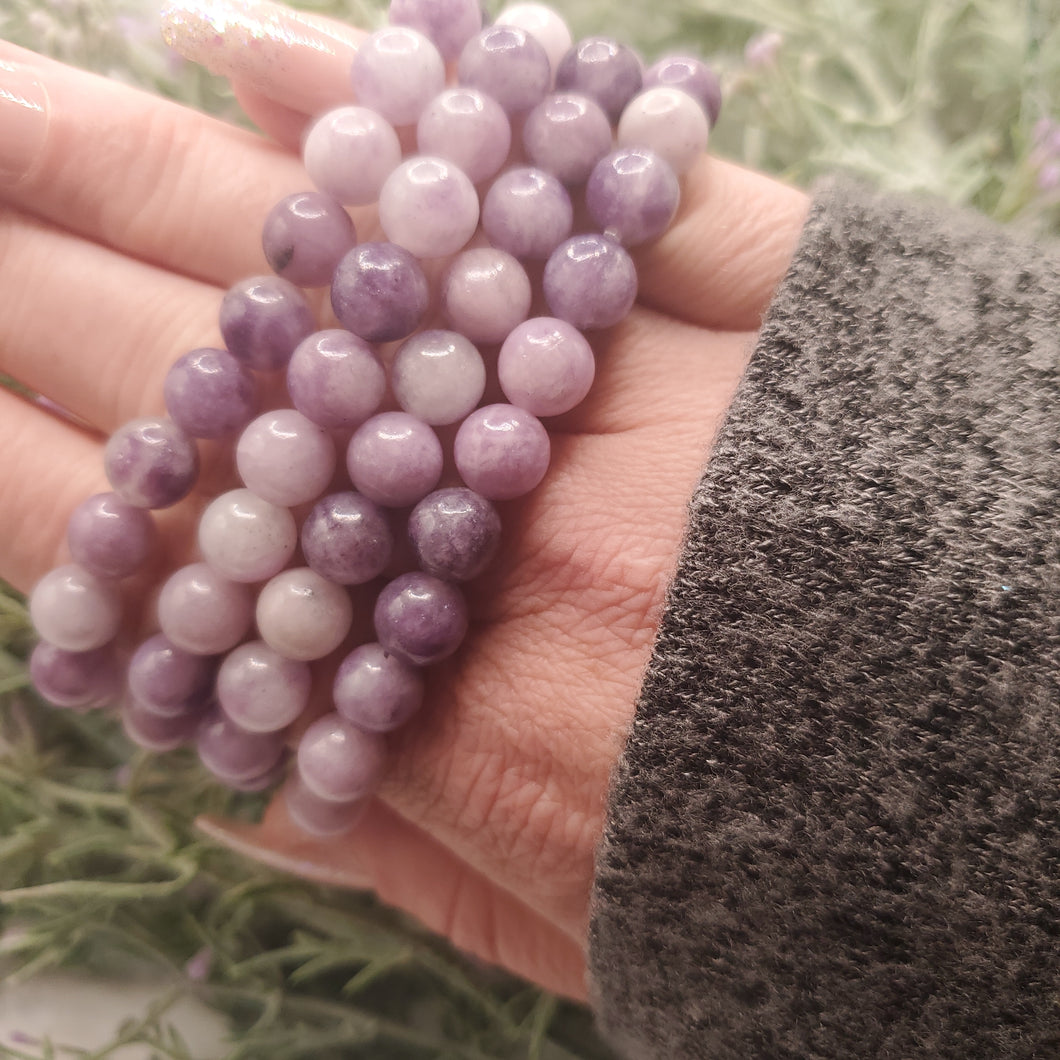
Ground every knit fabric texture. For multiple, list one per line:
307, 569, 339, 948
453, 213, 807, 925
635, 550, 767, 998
588, 181, 1060, 1059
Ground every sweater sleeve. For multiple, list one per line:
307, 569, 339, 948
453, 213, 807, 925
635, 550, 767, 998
587, 180, 1060, 1059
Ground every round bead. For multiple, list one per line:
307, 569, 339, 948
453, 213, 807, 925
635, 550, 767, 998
617, 86, 710, 175
331, 242, 429, 343
29, 641, 118, 710
495, 3, 573, 78
219, 276, 315, 372
543, 234, 637, 330
297, 713, 386, 803
197, 488, 297, 584
197, 708, 287, 783
409, 487, 502, 581
104, 417, 198, 510
416, 88, 511, 185
347, 412, 443, 508
29, 564, 121, 652
374, 571, 468, 666
164, 347, 256, 439
235, 409, 336, 509
388, 0, 482, 60
123, 698, 203, 752
287, 329, 386, 431
481, 166, 573, 260
453, 404, 550, 500
555, 37, 643, 121
302, 106, 402, 206
157, 563, 253, 655
333, 642, 424, 733
378, 157, 479, 259
127, 634, 215, 718
67, 492, 154, 580
283, 774, 366, 836
457, 25, 551, 115
301, 491, 393, 586
350, 27, 445, 127
256, 568, 353, 662
498, 316, 595, 416
217, 640, 311, 733
441, 248, 532, 346
644, 54, 722, 127
586, 147, 680, 246
391, 328, 486, 426
261, 191, 357, 287
522, 93, 612, 185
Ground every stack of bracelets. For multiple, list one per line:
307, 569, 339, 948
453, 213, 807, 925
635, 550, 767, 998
27, 0, 721, 836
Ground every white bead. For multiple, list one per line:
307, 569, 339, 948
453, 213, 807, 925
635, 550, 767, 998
351, 26, 445, 127
617, 87, 710, 175
302, 106, 402, 206
29, 564, 121, 652
495, 3, 573, 80
197, 489, 297, 584
379, 156, 480, 258
256, 568, 353, 662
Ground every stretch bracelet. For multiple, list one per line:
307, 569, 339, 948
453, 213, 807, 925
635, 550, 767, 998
27, 0, 720, 836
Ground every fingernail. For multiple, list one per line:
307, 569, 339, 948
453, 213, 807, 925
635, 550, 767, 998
0, 59, 50, 187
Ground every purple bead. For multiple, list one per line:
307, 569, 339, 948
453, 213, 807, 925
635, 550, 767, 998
522, 93, 612, 185
481, 166, 573, 260
498, 316, 595, 416
333, 642, 424, 733
296, 712, 386, 802
416, 88, 511, 184
391, 328, 486, 426
29, 564, 122, 653
555, 37, 643, 121
453, 403, 550, 500
350, 27, 445, 127
30, 641, 118, 710
235, 409, 336, 509
302, 106, 402, 206
458, 25, 551, 115
219, 276, 315, 372
331, 243, 429, 343
287, 329, 386, 430
409, 487, 502, 581
644, 54, 722, 127
197, 708, 287, 783
347, 412, 443, 508
104, 417, 198, 509
586, 147, 680, 246
262, 191, 357, 288
389, 0, 482, 60
124, 698, 205, 752
67, 492, 154, 580
283, 773, 366, 836
373, 571, 469, 666
542, 234, 637, 330
164, 347, 256, 439
494, 3, 573, 76
217, 640, 311, 734
157, 563, 253, 656
127, 634, 215, 718
301, 491, 393, 586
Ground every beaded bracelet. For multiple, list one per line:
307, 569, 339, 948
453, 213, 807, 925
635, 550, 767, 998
27, 0, 721, 836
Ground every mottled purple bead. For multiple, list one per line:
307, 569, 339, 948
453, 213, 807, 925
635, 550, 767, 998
30, 641, 118, 710
457, 25, 551, 115
555, 37, 643, 121
283, 773, 366, 836
287, 329, 385, 431
164, 347, 256, 439
331, 243, 430, 343
586, 147, 680, 246
644, 54, 722, 126
219, 276, 315, 372
67, 492, 154, 580
390, 0, 483, 61
29, 564, 122, 653
197, 708, 287, 783
409, 487, 502, 581
498, 316, 595, 416
350, 26, 445, 127
374, 571, 469, 666
522, 93, 612, 184
262, 191, 357, 288
333, 642, 424, 733
124, 698, 205, 752
127, 634, 215, 718
481, 166, 573, 260
378, 157, 479, 259
453, 403, 550, 500
543, 234, 637, 330
301, 491, 393, 586
416, 88, 511, 184
297, 712, 386, 802
104, 417, 198, 509
347, 412, 443, 508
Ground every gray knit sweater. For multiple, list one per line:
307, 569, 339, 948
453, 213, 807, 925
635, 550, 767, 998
589, 182, 1060, 1058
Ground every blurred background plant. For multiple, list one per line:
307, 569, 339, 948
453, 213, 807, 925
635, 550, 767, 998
0, 0, 1058, 1056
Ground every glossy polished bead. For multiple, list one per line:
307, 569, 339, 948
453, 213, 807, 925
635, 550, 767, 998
124, 698, 204, 752
197, 489, 297, 584
453, 404, 550, 500
164, 347, 256, 439
283, 773, 366, 836
409, 487, 502, 581
496, 3, 573, 78
617, 86, 710, 175
197, 708, 287, 782
522, 93, 612, 184
347, 412, 443, 507
586, 147, 680, 246
256, 568, 353, 662
297, 712, 386, 802
302, 107, 402, 206
481, 166, 573, 260
217, 640, 311, 733
391, 328, 487, 425
333, 642, 424, 732
441, 248, 532, 346
287, 329, 386, 430
220, 276, 315, 372
29, 564, 121, 652
301, 491, 393, 586
262, 191, 357, 287
127, 633, 214, 718
67, 492, 154, 580
104, 417, 198, 509
458, 25, 551, 115
374, 571, 469, 665
416, 88, 511, 184
350, 27, 445, 127
378, 157, 479, 259
235, 409, 336, 509
157, 563, 253, 655
644, 54, 722, 126
543, 234, 637, 330
331, 242, 430, 343
555, 37, 643, 121
498, 316, 595, 416
389, 0, 482, 60
29, 641, 118, 710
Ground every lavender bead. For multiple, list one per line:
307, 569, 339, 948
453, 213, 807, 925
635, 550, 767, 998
197, 489, 297, 584
301, 491, 393, 586
29, 564, 121, 652
124, 698, 204, 752
378, 157, 479, 259
617, 86, 710, 175
30, 641, 118, 710
374, 571, 468, 666
416, 88, 511, 184
454, 403, 550, 500
498, 316, 595, 416
157, 563, 253, 655
458, 25, 551, 115
389, 0, 482, 60
644, 54, 722, 127
219, 276, 315, 372
495, 3, 573, 78
217, 640, 311, 733
104, 417, 198, 510
228, 756, 289, 793
197, 708, 286, 783
350, 27, 445, 127
586, 147, 680, 246
235, 409, 336, 508
409, 487, 502, 581
287, 330, 386, 430
297, 713, 386, 803
347, 412, 443, 507
164, 347, 256, 439
67, 492, 154, 580
522, 93, 612, 185
441, 248, 532, 346
283, 773, 366, 836
543, 234, 637, 330
331, 243, 430, 343
391, 329, 486, 426
481, 166, 573, 260
333, 642, 424, 733
302, 106, 402, 206
555, 37, 643, 121
256, 568, 353, 662
262, 191, 357, 287
127, 634, 215, 718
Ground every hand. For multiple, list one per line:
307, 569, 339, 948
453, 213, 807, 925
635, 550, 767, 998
0, 4, 807, 1001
